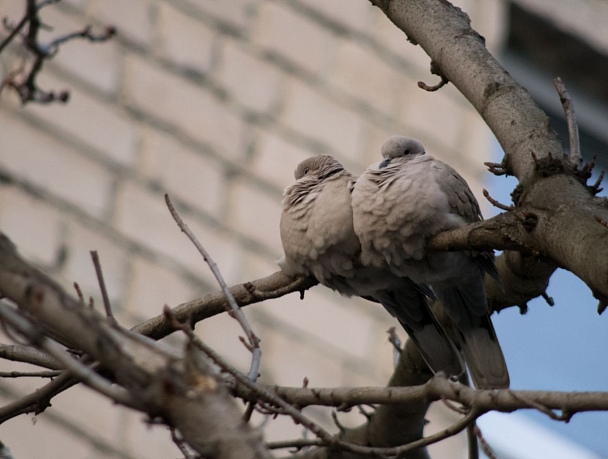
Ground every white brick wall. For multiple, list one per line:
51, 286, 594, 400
0, 0, 507, 457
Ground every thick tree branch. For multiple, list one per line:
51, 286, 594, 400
236, 378, 608, 415
369, 0, 562, 185
369, 0, 608, 305
134, 271, 317, 340
0, 234, 270, 459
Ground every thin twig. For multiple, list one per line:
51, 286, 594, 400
553, 77, 582, 165
473, 425, 497, 459
591, 170, 605, 194
167, 308, 475, 457
0, 371, 76, 423
1, 0, 114, 104
165, 308, 336, 445
90, 251, 117, 325
508, 390, 571, 422
73, 282, 85, 308
266, 438, 323, 450
0, 8, 31, 54
483, 189, 514, 211
418, 76, 448, 92
484, 161, 508, 176
165, 194, 261, 381
541, 291, 555, 306
0, 370, 61, 378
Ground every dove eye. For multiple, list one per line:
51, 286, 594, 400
403, 149, 410, 156
303, 168, 311, 175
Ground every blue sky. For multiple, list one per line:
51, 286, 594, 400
481, 144, 608, 456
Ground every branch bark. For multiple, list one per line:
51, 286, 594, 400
0, 234, 270, 459
369, 0, 608, 305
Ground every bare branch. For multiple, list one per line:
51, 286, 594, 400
165, 194, 262, 381
266, 439, 323, 450
0, 371, 76, 424
0, 235, 272, 459
90, 251, 117, 325
0, 303, 142, 410
133, 270, 316, 340
232, 377, 608, 415
553, 77, 582, 165
0, 370, 60, 378
1, 0, 115, 104
482, 189, 514, 211
473, 425, 496, 459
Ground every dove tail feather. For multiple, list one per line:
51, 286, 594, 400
458, 315, 510, 389
434, 284, 510, 389
376, 287, 464, 379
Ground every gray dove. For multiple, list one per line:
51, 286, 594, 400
279, 155, 464, 377
351, 136, 509, 389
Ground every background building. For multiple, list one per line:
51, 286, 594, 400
0, 1, 606, 458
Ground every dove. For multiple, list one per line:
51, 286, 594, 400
351, 136, 509, 389
279, 155, 464, 377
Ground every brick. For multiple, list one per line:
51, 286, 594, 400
140, 130, 226, 219
114, 183, 241, 281
0, 186, 64, 267
87, 0, 154, 46
242, 250, 282, 282
183, 0, 256, 30
254, 288, 375, 360
251, 131, 312, 188
0, 394, 101, 459
373, 9, 432, 72
297, 0, 374, 34
120, 411, 179, 458
254, 2, 336, 77
359, 122, 399, 168
24, 72, 138, 168
197, 310, 259, 371
457, 110, 495, 170
469, 0, 508, 51
331, 38, 403, 116
113, 182, 199, 267
187, 220, 244, 286
402, 85, 467, 150
0, 111, 113, 217
126, 257, 200, 318
61, 222, 129, 307
48, 385, 125, 447
282, 80, 365, 161
37, 6, 122, 95
229, 179, 282, 254
124, 56, 246, 159
218, 39, 284, 114
258, 328, 347, 387
157, 4, 216, 75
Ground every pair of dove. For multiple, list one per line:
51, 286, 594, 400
279, 135, 509, 389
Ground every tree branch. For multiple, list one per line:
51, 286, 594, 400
369, 0, 608, 306
0, 234, 271, 459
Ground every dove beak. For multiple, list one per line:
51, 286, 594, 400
379, 158, 391, 169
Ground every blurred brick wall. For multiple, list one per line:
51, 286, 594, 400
0, 0, 504, 457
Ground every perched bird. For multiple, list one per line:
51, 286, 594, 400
351, 136, 509, 389
279, 155, 464, 377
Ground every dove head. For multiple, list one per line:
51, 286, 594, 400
379, 136, 425, 168
294, 155, 344, 180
